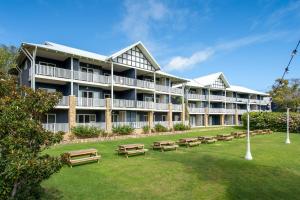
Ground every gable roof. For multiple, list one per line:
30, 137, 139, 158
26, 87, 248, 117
194, 72, 230, 88
107, 41, 160, 70
228, 85, 268, 96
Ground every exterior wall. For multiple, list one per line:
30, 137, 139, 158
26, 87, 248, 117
76, 110, 105, 122
36, 82, 70, 96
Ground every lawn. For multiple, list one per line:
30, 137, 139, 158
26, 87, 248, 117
42, 127, 300, 200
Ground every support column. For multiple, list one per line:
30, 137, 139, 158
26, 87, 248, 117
168, 103, 173, 129
221, 114, 225, 126
181, 102, 186, 123
235, 111, 239, 126
148, 111, 154, 129
106, 98, 112, 133
204, 107, 209, 127
68, 95, 76, 131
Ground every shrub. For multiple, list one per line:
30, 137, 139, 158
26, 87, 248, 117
112, 125, 134, 135
154, 124, 168, 132
242, 112, 300, 133
173, 123, 191, 131
71, 126, 103, 138
142, 125, 150, 134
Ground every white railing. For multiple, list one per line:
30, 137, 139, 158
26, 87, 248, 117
42, 123, 69, 133
155, 103, 169, 110
154, 121, 169, 128
112, 121, 148, 129
237, 109, 247, 114
73, 71, 111, 84
209, 108, 226, 113
35, 64, 71, 79
236, 98, 248, 103
184, 120, 189, 126
136, 79, 154, 89
57, 96, 69, 106
173, 121, 182, 125
226, 109, 236, 114
226, 97, 236, 102
172, 104, 182, 111
136, 101, 154, 109
77, 97, 106, 107
210, 95, 225, 101
187, 93, 207, 100
188, 107, 206, 113
171, 87, 183, 95
113, 99, 136, 108
155, 84, 169, 93
76, 122, 106, 129
250, 99, 260, 104
114, 75, 135, 86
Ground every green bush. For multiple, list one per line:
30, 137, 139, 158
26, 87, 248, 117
71, 126, 104, 138
173, 123, 191, 131
154, 124, 168, 132
112, 125, 134, 135
242, 112, 300, 133
142, 125, 150, 134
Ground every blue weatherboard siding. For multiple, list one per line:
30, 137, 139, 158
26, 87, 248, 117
36, 82, 70, 96
53, 110, 68, 123
76, 110, 105, 122
20, 59, 30, 87
154, 112, 168, 121
114, 89, 135, 100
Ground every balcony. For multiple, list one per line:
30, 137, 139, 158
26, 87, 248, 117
250, 99, 260, 104
172, 104, 182, 111
57, 96, 69, 107
42, 123, 69, 133
187, 93, 207, 101
136, 101, 154, 109
171, 87, 183, 95
74, 71, 111, 84
77, 97, 106, 108
209, 108, 226, 113
210, 95, 225, 101
155, 103, 169, 110
188, 107, 206, 113
236, 98, 248, 103
114, 75, 154, 90
226, 109, 236, 114
112, 121, 148, 129
237, 109, 247, 114
155, 84, 169, 93
76, 122, 106, 129
226, 97, 236, 102
35, 64, 71, 79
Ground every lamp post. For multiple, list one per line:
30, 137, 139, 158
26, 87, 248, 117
245, 97, 253, 160
285, 107, 291, 144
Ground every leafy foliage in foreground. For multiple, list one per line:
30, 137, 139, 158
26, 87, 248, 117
0, 74, 64, 199
242, 111, 300, 133
71, 126, 104, 138
154, 124, 168, 132
173, 123, 191, 131
112, 125, 134, 135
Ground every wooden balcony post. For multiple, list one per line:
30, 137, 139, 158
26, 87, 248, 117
221, 114, 225, 126
148, 111, 154, 130
168, 103, 173, 129
204, 107, 209, 127
68, 95, 76, 132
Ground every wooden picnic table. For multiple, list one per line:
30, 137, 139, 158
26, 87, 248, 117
178, 137, 201, 147
231, 131, 246, 138
198, 136, 217, 144
117, 144, 148, 158
152, 141, 178, 152
216, 134, 234, 141
66, 148, 101, 167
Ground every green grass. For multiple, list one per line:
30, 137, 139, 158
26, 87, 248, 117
42, 127, 300, 200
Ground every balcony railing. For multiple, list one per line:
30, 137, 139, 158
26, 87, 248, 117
57, 96, 69, 106
171, 87, 183, 95
237, 109, 247, 114
112, 121, 148, 129
155, 84, 169, 93
173, 121, 183, 125
236, 98, 248, 103
210, 95, 225, 101
136, 79, 155, 89
226, 109, 236, 114
187, 93, 207, 100
77, 97, 106, 107
73, 71, 111, 84
42, 123, 69, 133
250, 99, 260, 104
155, 103, 169, 110
113, 99, 136, 108
209, 108, 226, 113
226, 97, 236, 102
113, 75, 135, 86
76, 122, 106, 129
154, 121, 169, 128
136, 101, 154, 109
188, 107, 206, 113
35, 64, 71, 79
172, 104, 182, 111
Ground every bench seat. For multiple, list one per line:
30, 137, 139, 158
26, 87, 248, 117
203, 139, 217, 144
162, 145, 178, 151
69, 155, 101, 165
188, 141, 201, 146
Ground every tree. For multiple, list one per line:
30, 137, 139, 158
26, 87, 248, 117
0, 74, 64, 199
0, 45, 18, 73
270, 79, 300, 112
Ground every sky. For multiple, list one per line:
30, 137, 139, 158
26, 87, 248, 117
0, 0, 300, 92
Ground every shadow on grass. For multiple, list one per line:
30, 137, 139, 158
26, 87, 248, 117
42, 187, 63, 200
163, 153, 300, 200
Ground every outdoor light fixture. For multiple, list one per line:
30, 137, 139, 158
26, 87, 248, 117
245, 96, 253, 160
285, 108, 291, 144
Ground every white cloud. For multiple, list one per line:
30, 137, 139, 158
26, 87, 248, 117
165, 31, 289, 72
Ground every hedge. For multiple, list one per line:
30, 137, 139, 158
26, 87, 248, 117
173, 123, 191, 131
242, 112, 300, 133
71, 126, 104, 138
112, 125, 134, 135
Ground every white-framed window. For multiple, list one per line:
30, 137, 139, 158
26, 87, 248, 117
82, 91, 93, 98
112, 113, 119, 122
144, 96, 152, 102
39, 61, 56, 67
43, 114, 56, 124
81, 67, 93, 73
76, 114, 96, 123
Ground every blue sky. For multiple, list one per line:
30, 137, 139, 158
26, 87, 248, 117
0, 0, 300, 92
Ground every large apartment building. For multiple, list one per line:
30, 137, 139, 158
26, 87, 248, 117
16, 41, 271, 133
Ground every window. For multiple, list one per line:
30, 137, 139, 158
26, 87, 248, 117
112, 113, 119, 122
76, 114, 96, 123
212, 77, 226, 89
82, 91, 93, 98
162, 115, 167, 121
144, 96, 152, 102
43, 114, 56, 124
39, 87, 56, 93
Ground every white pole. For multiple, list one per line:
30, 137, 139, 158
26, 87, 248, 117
286, 108, 291, 144
245, 100, 253, 160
